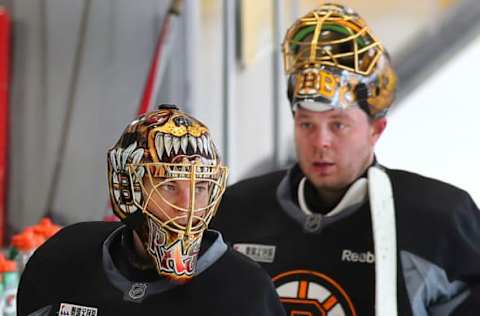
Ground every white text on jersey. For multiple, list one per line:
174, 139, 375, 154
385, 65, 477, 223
341, 249, 375, 263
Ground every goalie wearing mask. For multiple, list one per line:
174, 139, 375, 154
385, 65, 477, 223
17, 105, 285, 316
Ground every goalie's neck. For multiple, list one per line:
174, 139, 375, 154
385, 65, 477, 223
298, 159, 375, 216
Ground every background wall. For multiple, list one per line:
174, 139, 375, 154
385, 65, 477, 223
377, 31, 480, 205
3, 0, 170, 229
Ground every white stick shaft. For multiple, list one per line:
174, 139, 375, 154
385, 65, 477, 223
368, 166, 398, 316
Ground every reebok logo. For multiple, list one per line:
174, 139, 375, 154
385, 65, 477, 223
341, 249, 375, 263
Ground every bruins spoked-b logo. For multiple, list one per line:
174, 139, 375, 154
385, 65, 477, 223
273, 270, 356, 316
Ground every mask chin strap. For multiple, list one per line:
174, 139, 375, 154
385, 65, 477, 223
368, 166, 398, 316
123, 209, 147, 235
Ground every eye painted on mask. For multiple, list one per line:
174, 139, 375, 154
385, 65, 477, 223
174, 116, 193, 128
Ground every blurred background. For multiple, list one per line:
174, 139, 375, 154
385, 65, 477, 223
0, 0, 478, 240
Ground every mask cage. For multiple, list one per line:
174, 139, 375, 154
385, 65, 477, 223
283, 9, 384, 76
128, 162, 228, 240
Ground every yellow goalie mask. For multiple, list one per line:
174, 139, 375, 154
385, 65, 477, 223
283, 3, 397, 118
107, 105, 228, 281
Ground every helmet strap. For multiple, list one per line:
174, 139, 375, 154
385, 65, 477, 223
123, 209, 147, 236
355, 83, 372, 117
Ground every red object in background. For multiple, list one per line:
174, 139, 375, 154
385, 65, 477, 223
137, 13, 172, 115
137, 0, 182, 115
33, 218, 62, 239
102, 215, 120, 222
0, 7, 10, 247
10, 227, 46, 252
0, 252, 16, 272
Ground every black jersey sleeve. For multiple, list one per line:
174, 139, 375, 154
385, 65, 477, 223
17, 221, 120, 316
17, 227, 62, 316
390, 169, 480, 314
223, 249, 287, 316
250, 260, 287, 316
449, 192, 480, 315
17, 253, 51, 316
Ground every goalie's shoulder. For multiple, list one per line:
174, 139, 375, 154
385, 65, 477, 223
385, 168, 471, 206
385, 168, 477, 238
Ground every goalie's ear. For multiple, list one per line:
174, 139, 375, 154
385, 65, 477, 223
370, 117, 387, 145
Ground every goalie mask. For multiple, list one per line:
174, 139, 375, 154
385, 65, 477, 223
107, 105, 228, 281
283, 3, 397, 119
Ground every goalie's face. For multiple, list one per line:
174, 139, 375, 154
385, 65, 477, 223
129, 161, 228, 280
294, 106, 386, 193
143, 177, 210, 226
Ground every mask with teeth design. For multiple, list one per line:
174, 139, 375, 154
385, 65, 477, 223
107, 106, 228, 281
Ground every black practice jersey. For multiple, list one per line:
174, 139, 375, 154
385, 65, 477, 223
17, 221, 286, 316
212, 165, 480, 316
